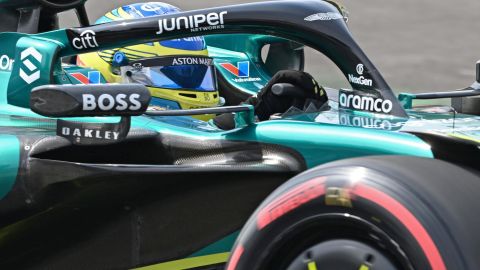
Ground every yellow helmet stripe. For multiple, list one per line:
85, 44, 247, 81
104, 11, 120, 21
117, 7, 134, 19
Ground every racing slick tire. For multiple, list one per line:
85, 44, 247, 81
225, 156, 480, 270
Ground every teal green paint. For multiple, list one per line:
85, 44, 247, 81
0, 135, 20, 199
398, 93, 415, 109
131, 115, 434, 169
189, 231, 240, 257
227, 120, 434, 168
8, 36, 62, 107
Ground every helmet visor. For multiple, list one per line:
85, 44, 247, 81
120, 56, 216, 92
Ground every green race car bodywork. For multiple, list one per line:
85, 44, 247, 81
0, 0, 479, 269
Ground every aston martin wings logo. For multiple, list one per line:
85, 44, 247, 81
304, 12, 344, 21
19, 47, 42, 84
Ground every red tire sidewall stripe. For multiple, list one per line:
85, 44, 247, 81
227, 245, 244, 270
257, 177, 326, 229
352, 183, 447, 270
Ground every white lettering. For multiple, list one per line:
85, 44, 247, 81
84, 129, 93, 138
348, 74, 373, 87
73, 128, 81, 137
129, 94, 141, 110
72, 30, 99, 50
83, 94, 96, 110
207, 13, 219, 25
0, 55, 14, 71
82, 93, 143, 112
339, 92, 394, 114
115, 94, 128, 110
62, 127, 70, 135
98, 94, 115, 110
157, 11, 228, 35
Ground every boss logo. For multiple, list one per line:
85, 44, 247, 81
72, 30, 99, 50
339, 91, 393, 114
82, 93, 142, 111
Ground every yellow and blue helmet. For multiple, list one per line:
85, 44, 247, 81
77, 2, 220, 120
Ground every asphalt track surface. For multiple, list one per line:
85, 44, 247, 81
60, 0, 480, 93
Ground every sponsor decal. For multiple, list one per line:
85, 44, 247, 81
60, 126, 120, 140
132, 62, 143, 71
0, 55, 14, 71
304, 12, 344, 21
356, 63, 364, 75
257, 177, 326, 229
156, 11, 228, 35
71, 30, 99, 50
348, 74, 372, 87
70, 71, 101, 84
172, 57, 212, 65
20, 47, 42, 84
82, 93, 142, 112
339, 89, 393, 114
56, 118, 127, 145
348, 63, 372, 87
140, 3, 164, 12
220, 61, 261, 83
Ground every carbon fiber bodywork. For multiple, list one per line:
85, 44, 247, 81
0, 128, 304, 269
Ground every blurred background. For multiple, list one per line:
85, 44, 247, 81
60, 0, 480, 93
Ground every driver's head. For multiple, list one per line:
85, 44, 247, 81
77, 2, 220, 120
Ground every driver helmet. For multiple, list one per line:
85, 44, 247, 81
77, 2, 220, 121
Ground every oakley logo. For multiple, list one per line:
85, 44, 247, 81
20, 47, 42, 84
304, 12, 344, 21
61, 127, 120, 140
82, 93, 142, 111
339, 92, 393, 114
220, 61, 249, 78
72, 30, 99, 50
0, 55, 14, 71
156, 11, 228, 35
132, 63, 143, 71
70, 71, 101, 84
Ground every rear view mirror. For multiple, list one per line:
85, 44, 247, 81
30, 84, 151, 145
30, 84, 151, 117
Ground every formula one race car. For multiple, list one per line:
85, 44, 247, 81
1, 0, 480, 270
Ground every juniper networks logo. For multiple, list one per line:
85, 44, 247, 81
157, 11, 228, 35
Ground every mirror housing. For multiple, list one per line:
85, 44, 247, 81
30, 84, 151, 146
30, 84, 151, 117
